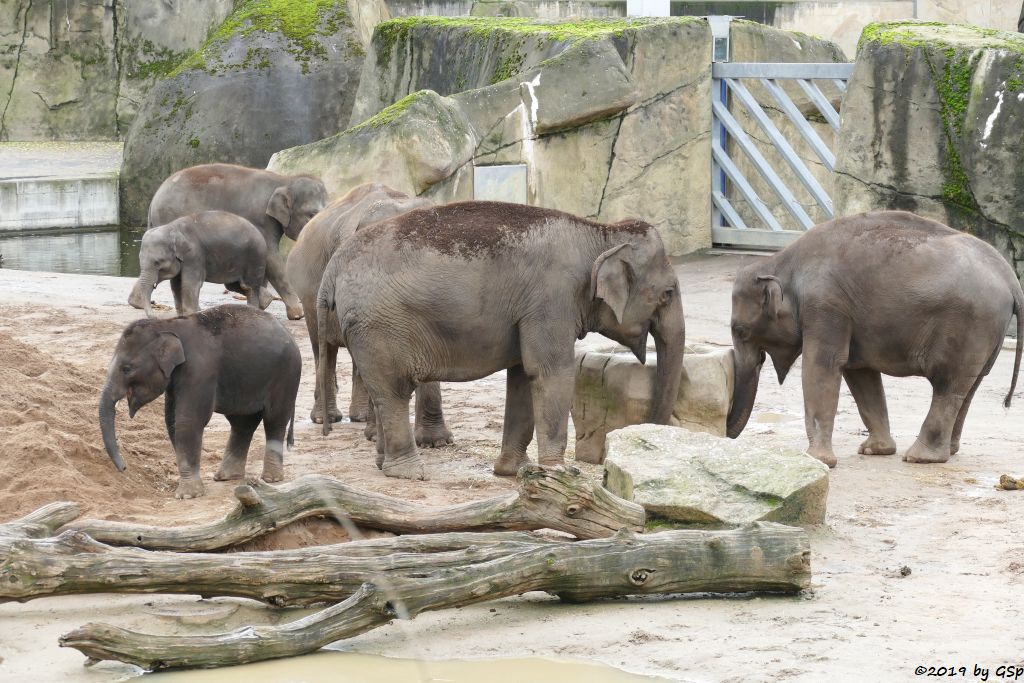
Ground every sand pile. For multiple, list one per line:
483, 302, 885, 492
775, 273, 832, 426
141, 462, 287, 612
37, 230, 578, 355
0, 330, 188, 521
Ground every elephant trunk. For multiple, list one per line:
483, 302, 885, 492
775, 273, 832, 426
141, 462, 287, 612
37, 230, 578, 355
99, 378, 126, 472
316, 285, 333, 436
726, 348, 763, 438
648, 295, 686, 424
130, 270, 157, 316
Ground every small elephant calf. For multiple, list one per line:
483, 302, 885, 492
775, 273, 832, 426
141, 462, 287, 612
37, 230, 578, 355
128, 211, 267, 317
99, 305, 301, 499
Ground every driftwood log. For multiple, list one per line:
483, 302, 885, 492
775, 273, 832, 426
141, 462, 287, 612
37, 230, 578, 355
56, 523, 811, 670
65, 465, 645, 551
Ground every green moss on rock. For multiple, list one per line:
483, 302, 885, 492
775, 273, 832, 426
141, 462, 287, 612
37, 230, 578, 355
346, 91, 430, 133
169, 0, 350, 77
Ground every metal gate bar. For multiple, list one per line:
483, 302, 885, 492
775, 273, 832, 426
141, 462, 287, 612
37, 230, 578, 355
711, 61, 854, 249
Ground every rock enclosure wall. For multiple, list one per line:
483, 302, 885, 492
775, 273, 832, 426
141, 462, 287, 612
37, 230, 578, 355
0, 0, 234, 141
119, 0, 384, 225
834, 22, 1024, 284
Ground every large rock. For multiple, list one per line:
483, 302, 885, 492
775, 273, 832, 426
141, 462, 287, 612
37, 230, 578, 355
603, 425, 829, 527
119, 0, 384, 225
0, 0, 234, 141
571, 344, 734, 465
834, 22, 1024, 285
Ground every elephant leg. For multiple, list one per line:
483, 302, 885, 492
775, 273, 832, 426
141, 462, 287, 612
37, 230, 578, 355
244, 282, 261, 309
214, 413, 261, 481
843, 368, 896, 456
265, 249, 303, 320
310, 338, 342, 424
495, 363, 534, 476
178, 264, 204, 316
800, 325, 849, 469
414, 382, 453, 448
170, 276, 184, 317
260, 413, 288, 483
950, 347, 999, 455
904, 379, 972, 464
349, 360, 370, 422
170, 419, 206, 500
374, 390, 426, 480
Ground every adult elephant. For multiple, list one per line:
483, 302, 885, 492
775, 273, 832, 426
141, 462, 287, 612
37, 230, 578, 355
726, 210, 1023, 468
316, 201, 686, 480
286, 182, 451, 449
138, 163, 327, 320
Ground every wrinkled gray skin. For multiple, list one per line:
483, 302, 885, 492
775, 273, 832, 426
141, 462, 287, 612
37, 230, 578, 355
727, 211, 1024, 468
141, 163, 328, 320
100, 305, 302, 499
317, 201, 685, 480
286, 183, 451, 449
128, 211, 267, 318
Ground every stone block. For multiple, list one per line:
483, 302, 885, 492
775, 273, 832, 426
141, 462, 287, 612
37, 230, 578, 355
571, 344, 733, 464
603, 424, 829, 527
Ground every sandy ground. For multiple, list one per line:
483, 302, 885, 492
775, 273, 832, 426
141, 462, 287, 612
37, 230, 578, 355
1, 255, 1023, 683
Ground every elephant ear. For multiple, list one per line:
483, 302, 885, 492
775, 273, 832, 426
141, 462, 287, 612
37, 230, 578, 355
152, 333, 185, 378
757, 275, 784, 319
591, 243, 634, 323
171, 229, 194, 263
266, 186, 292, 227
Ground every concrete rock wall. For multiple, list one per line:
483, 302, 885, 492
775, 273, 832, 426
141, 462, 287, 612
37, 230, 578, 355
119, 0, 384, 225
0, 0, 233, 141
834, 22, 1024, 284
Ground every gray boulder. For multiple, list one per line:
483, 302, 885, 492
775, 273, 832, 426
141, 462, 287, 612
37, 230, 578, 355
119, 0, 384, 225
835, 22, 1024, 284
603, 425, 829, 527
571, 344, 734, 464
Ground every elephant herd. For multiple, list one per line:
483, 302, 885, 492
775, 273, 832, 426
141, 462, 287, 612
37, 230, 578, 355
99, 163, 1023, 500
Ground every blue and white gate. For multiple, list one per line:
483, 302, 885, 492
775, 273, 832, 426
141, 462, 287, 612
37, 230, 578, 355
710, 61, 855, 249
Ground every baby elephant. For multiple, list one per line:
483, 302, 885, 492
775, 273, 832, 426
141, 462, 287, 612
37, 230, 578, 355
128, 211, 267, 317
99, 305, 301, 499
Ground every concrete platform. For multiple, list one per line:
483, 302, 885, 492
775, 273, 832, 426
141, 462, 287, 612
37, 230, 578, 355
0, 142, 122, 231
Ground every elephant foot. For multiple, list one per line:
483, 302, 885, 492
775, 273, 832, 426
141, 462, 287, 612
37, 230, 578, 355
382, 454, 427, 481
348, 400, 370, 423
950, 439, 960, 456
494, 451, 531, 477
285, 303, 304, 320
364, 422, 377, 442
174, 476, 205, 499
310, 405, 344, 424
807, 445, 837, 469
903, 439, 950, 464
415, 423, 454, 449
261, 464, 284, 483
213, 460, 247, 481
538, 455, 567, 470
858, 435, 897, 456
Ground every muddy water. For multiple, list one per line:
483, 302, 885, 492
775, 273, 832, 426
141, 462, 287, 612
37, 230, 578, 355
0, 226, 145, 277
150, 651, 666, 682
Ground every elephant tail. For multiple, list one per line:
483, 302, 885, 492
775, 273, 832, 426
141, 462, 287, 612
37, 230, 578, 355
287, 404, 295, 450
1006, 289, 1023, 409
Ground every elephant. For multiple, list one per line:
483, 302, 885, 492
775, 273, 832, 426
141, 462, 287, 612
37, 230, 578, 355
316, 201, 686, 480
128, 211, 267, 318
144, 163, 328, 320
286, 182, 452, 449
726, 210, 1023, 468
100, 304, 302, 499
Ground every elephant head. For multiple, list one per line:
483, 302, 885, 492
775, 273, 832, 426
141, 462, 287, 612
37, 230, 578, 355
99, 321, 185, 471
129, 224, 192, 317
726, 267, 802, 438
590, 228, 686, 424
266, 175, 328, 240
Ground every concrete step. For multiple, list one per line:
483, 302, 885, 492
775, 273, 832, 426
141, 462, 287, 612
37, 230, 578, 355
0, 175, 119, 231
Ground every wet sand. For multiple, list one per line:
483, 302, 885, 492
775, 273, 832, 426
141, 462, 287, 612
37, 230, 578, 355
0, 254, 1022, 682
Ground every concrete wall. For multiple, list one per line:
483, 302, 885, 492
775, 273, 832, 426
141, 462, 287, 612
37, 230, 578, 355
0, 176, 118, 231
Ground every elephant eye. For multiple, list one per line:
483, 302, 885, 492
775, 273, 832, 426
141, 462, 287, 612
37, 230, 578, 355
121, 364, 132, 374
732, 325, 750, 341
660, 288, 674, 304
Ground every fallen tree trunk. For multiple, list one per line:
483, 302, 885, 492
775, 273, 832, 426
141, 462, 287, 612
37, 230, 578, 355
59, 523, 811, 670
0, 528, 561, 606
65, 465, 644, 551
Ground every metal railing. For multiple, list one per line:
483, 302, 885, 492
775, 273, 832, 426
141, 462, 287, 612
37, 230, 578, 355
711, 61, 854, 249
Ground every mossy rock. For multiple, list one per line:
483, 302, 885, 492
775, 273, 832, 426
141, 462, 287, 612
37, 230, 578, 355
836, 21, 1024, 284
119, 0, 379, 225
603, 425, 829, 528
